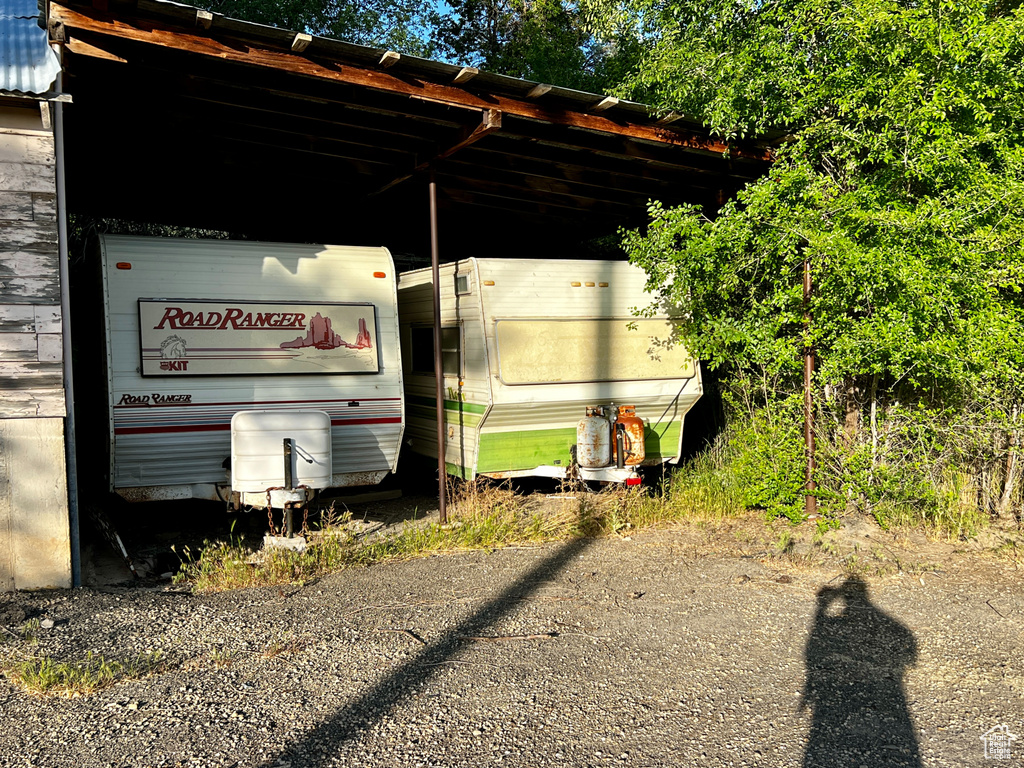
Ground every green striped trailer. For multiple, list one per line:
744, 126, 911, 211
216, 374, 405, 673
397, 259, 701, 483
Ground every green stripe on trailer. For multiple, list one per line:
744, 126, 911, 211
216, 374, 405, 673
476, 420, 683, 474
477, 428, 577, 473
407, 394, 487, 414
408, 403, 484, 429
643, 421, 682, 463
446, 461, 472, 479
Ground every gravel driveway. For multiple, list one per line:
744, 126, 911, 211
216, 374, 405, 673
0, 526, 1021, 768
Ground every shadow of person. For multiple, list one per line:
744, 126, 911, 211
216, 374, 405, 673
802, 575, 921, 767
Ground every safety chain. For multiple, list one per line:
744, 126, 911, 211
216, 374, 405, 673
265, 488, 280, 535
261, 486, 311, 537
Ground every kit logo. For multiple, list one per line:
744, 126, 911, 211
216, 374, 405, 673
160, 335, 188, 371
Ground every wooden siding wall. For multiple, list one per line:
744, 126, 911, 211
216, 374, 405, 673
0, 103, 65, 418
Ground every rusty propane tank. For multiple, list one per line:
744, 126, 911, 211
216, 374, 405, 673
612, 405, 646, 467
577, 406, 612, 468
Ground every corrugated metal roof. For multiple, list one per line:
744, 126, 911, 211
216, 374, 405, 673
1, 0, 60, 96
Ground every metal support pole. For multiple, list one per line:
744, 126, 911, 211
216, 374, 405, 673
283, 438, 293, 490
429, 176, 448, 524
53, 73, 81, 587
803, 253, 817, 518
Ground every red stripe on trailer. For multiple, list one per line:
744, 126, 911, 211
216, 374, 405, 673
114, 417, 403, 434
113, 397, 401, 409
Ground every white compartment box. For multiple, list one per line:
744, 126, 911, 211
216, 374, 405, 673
231, 410, 333, 506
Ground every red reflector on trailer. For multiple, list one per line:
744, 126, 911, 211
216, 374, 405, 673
115, 262, 132, 270
625, 477, 642, 486
373, 271, 386, 278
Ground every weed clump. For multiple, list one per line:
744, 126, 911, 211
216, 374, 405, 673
174, 475, 747, 594
0, 644, 164, 697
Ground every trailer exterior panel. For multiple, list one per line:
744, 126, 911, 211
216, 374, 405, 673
100, 236, 404, 501
398, 258, 701, 482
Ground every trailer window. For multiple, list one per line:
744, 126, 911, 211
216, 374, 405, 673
411, 326, 461, 376
495, 318, 695, 384
455, 275, 470, 294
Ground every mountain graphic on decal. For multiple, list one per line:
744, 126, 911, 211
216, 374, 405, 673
280, 314, 372, 351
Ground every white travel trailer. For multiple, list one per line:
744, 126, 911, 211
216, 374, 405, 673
93, 236, 404, 504
398, 259, 702, 483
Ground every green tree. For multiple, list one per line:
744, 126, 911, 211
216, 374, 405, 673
433, 0, 641, 91
615, 0, 1024, 524
201, 0, 439, 55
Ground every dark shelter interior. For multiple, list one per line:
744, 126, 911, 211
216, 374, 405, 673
47, 0, 772, 575
51, 0, 770, 259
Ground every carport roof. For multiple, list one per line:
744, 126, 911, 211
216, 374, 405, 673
2, 0, 61, 96
48, 0, 773, 257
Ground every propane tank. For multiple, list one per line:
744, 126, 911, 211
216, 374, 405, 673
577, 406, 612, 468
612, 405, 646, 467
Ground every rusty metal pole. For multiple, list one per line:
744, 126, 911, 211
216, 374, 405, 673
803, 253, 817, 518
429, 175, 448, 524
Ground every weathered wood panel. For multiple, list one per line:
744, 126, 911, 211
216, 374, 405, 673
34, 306, 61, 333
0, 388, 65, 418
0, 360, 62, 385
0, 110, 65, 426
0, 162, 56, 194
0, 219, 58, 251
0, 249, 58, 280
0, 191, 34, 221
36, 333, 61, 362
31, 192, 57, 221
0, 304, 36, 332
0, 276, 59, 304
0, 333, 37, 360
0, 132, 54, 166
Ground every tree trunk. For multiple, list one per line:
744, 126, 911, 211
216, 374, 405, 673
869, 373, 879, 472
843, 378, 860, 448
996, 404, 1020, 518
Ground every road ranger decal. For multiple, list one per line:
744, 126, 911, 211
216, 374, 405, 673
153, 306, 308, 331
117, 394, 194, 406
138, 299, 379, 377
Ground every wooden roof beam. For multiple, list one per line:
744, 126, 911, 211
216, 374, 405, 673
490, 122, 767, 180
441, 187, 630, 224
171, 92, 443, 150
73, 50, 471, 133
439, 157, 698, 205
49, 2, 769, 160
66, 35, 127, 62
373, 109, 503, 196
448, 148, 724, 195
435, 170, 653, 210
453, 67, 478, 85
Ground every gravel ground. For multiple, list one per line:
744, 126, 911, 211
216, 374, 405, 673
0, 523, 1021, 768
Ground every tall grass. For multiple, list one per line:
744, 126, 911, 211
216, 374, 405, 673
176, 469, 745, 593
0, 636, 164, 697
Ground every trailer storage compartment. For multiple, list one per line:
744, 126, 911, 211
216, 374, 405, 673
97, 236, 404, 503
